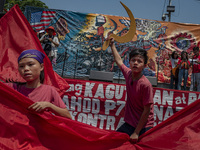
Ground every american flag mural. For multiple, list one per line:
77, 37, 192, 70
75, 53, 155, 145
30, 11, 56, 31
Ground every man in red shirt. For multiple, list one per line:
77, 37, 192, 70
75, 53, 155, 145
109, 38, 154, 142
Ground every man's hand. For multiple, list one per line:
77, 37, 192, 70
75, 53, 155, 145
28, 102, 51, 112
48, 38, 53, 42
130, 132, 139, 140
108, 37, 115, 47
130, 132, 139, 143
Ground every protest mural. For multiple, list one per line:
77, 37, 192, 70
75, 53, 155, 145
24, 6, 200, 84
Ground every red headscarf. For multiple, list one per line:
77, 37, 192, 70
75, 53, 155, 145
45, 26, 56, 35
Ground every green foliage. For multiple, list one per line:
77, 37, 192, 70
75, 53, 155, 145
4, 0, 48, 12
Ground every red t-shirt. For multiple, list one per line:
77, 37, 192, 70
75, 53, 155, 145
192, 55, 200, 73
120, 64, 154, 128
177, 59, 190, 69
5, 83, 66, 108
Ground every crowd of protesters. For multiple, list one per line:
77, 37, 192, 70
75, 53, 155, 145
169, 46, 200, 92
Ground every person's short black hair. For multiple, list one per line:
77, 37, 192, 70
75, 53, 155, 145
129, 49, 148, 64
193, 46, 199, 51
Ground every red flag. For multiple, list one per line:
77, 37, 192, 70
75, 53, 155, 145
0, 81, 136, 150
0, 5, 69, 96
136, 97, 200, 149
2, 78, 200, 149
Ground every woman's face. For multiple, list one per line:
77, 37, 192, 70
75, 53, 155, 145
174, 52, 178, 58
18, 58, 44, 82
183, 52, 187, 58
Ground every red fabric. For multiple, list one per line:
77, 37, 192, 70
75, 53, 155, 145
0, 5, 69, 96
192, 55, 200, 73
0, 81, 135, 150
5, 83, 66, 108
137, 97, 200, 149
1, 80, 200, 149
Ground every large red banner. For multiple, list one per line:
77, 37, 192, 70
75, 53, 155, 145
64, 78, 200, 130
1, 79, 200, 149
0, 81, 134, 150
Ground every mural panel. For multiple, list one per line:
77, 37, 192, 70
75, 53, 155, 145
25, 6, 200, 84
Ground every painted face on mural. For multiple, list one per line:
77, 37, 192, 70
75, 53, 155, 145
56, 17, 70, 37
120, 29, 128, 36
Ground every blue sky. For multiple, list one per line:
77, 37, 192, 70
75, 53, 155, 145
40, 0, 200, 24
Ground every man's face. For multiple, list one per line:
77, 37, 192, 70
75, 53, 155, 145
129, 55, 146, 73
48, 29, 54, 35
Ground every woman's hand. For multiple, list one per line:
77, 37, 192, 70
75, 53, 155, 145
28, 102, 51, 112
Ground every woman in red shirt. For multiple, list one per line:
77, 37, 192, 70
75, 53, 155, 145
177, 51, 190, 90
5, 49, 71, 119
